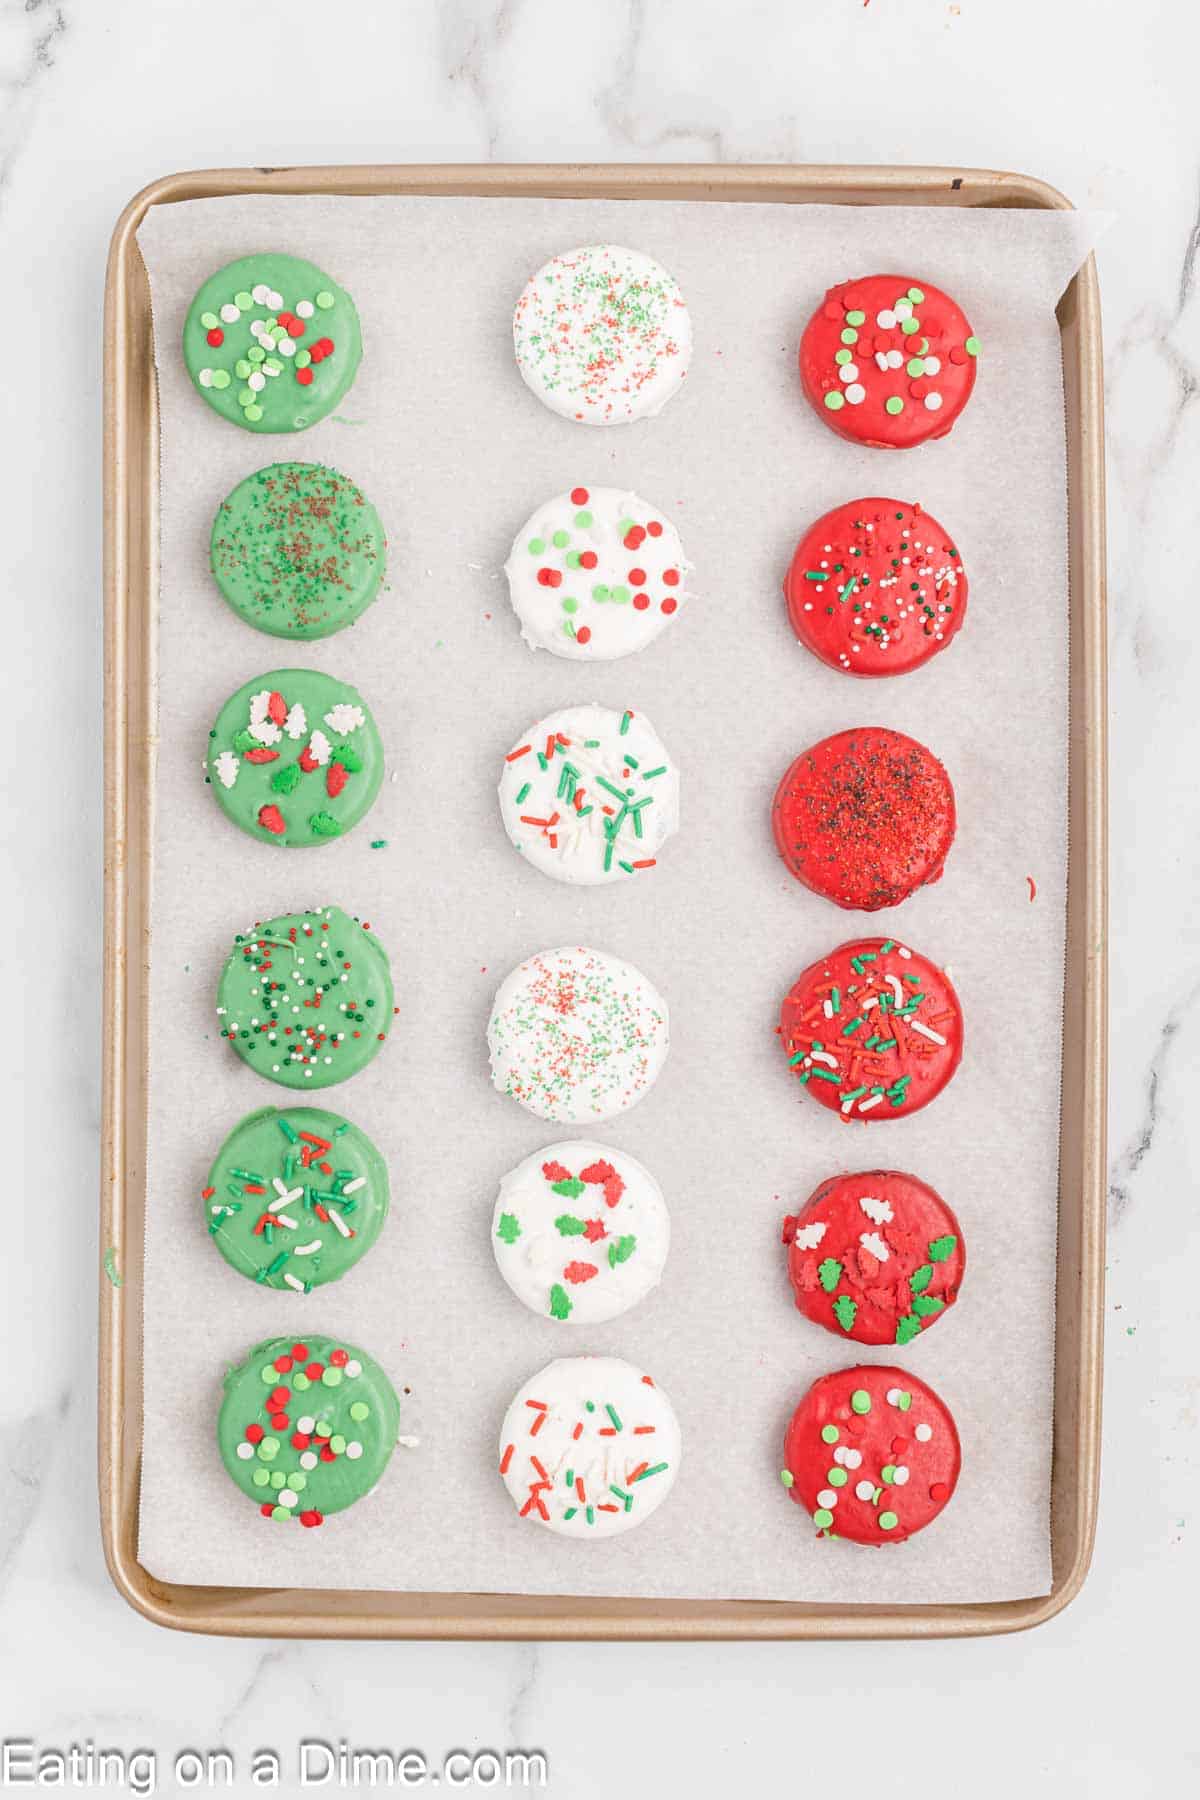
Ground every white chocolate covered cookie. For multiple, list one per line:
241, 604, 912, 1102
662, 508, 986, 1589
505, 485, 691, 660
493, 1142, 671, 1324
498, 1356, 681, 1537
498, 705, 679, 886
512, 245, 692, 426
487, 945, 669, 1124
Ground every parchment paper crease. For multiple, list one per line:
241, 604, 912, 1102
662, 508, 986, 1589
135, 194, 1104, 1603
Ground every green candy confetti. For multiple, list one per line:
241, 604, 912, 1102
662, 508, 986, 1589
817, 1257, 843, 1293
549, 1284, 572, 1321
824, 391, 845, 411
833, 1295, 858, 1333
780, 1469, 795, 1488
821, 1424, 839, 1444
851, 1389, 871, 1415
928, 1234, 958, 1262
885, 396, 904, 415
496, 1212, 521, 1245
813, 1509, 835, 1530
879, 1511, 899, 1531
965, 336, 981, 356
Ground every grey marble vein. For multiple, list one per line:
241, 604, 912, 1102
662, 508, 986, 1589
1109, 979, 1199, 1224
0, 0, 69, 205
0, 1388, 69, 1593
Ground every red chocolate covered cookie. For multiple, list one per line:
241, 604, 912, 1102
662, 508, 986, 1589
779, 937, 963, 1121
784, 498, 966, 677
772, 727, 956, 910
782, 1170, 965, 1346
781, 1365, 961, 1543
800, 276, 979, 449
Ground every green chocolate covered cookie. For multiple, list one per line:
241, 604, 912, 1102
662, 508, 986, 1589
217, 905, 395, 1090
219, 1333, 401, 1527
206, 669, 384, 848
210, 462, 386, 640
205, 1106, 390, 1292
183, 253, 362, 433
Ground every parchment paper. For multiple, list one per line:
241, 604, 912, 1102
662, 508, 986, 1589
135, 194, 1103, 1603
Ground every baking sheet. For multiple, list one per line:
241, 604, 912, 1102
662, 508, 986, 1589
135, 194, 1104, 1604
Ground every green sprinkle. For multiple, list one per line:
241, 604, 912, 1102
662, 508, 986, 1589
840, 328, 858, 346
813, 1509, 835, 1530
881, 1464, 897, 1484
928, 1234, 958, 1262
913, 1294, 945, 1318
210, 369, 231, 390
294, 347, 311, 368
620, 710, 633, 735
316, 290, 336, 309
780, 1469, 795, 1488
244, 404, 263, 422
496, 1212, 521, 1245
634, 1462, 669, 1482
834, 347, 852, 365
833, 1295, 858, 1333
906, 358, 925, 377
605, 1404, 623, 1431
909, 1264, 934, 1295
526, 537, 546, 554
900, 318, 919, 335
821, 1424, 839, 1445
608, 1235, 637, 1268
885, 396, 904, 415
845, 309, 866, 326
817, 1257, 843, 1294
554, 1213, 587, 1237
827, 1467, 848, 1489
851, 1389, 871, 1415
102, 1246, 122, 1287
829, 986, 840, 1014
549, 1284, 571, 1321
965, 336, 981, 356
349, 1402, 369, 1423
824, 390, 845, 410
879, 1511, 899, 1531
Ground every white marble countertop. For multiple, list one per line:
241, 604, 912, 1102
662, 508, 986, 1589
2, 1, 1191, 1793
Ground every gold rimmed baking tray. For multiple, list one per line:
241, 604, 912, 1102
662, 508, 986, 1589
101, 163, 1106, 1639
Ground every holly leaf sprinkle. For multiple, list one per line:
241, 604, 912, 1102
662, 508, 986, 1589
550, 1177, 586, 1199
308, 810, 342, 837
549, 1284, 572, 1320
909, 1263, 934, 1294
496, 1212, 521, 1245
833, 1295, 858, 1333
817, 1257, 843, 1293
554, 1213, 587, 1237
913, 1294, 945, 1318
895, 1313, 923, 1346
608, 1235, 637, 1268
333, 740, 364, 773
928, 1234, 958, 1262
271, 762, 302, 794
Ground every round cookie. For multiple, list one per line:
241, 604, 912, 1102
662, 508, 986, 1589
779, 937, 964, 1122
780, 1365, 961, 1544
498, 1356, 680, 1537
513, 244, 692, 425
499, 705, 680, 886
206, 669, 384, 848
210, 463, 386, 640
799, 276, 979, 449
204, 1106, 389, 1293
218, 1334, 400, 1527
493, 1142, 670, 1324
772, 727, 956, 910
504, 485, 691, 659
487, 945, 669, 1125
183, 253, 362, 433
784, 498, 966, 677
782, 1170, 964, 1346
217, 905, 395, 1090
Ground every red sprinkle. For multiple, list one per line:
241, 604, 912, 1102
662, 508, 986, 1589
295, 367, 314, 386
570, 486, 589, 505
206, 327, 224, 347
258, 804, 286, 835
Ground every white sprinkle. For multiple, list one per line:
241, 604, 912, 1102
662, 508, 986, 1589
914, 1422, 933, 1443
859, 1194, 894, 1226
845, 383, 866, 405
292, 1239, 323, 1257
283, 1273, 306, 1292
859, 1230, 890, 1263
922, 355, 942, 375
220, 302, 240, 323
341, 1176, 366, 1195
198, 368, 214, 388
396, 1434, 420, 1449
327, 1208, 352, 1239
790, 1221, 827, 1250
307, 729, 332, 767
213, 749, 239, 789
269, 1183, 304, 1209
324, 703, 365, 735
855, 1480, 876, 1501
296, 299, 315, 318
236, 1443, 255, 1460
875, 309, 897, 329
300, 1451, 318, 1470
858, 1093, 884, 1113
887, 975, 905, 1007
272, 1212, 299, 1230
810, 1049, 838, 1069
898, 946, 912, 959
817, 1488, 838, 1508
345, 1442, 363, 1460
822, 998, 834, 1019
838, 362, 859, 384
893, 1466, 910, 1486
910, 1019, 947, 1046
284, 702, 307, 740
924, 392, 943, 411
